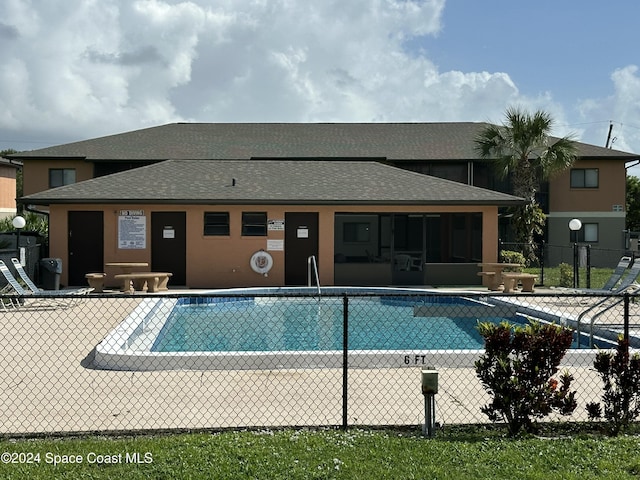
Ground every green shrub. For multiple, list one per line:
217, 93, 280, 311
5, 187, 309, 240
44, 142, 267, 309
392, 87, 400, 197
558, 262, 573, 287
500, 250, 526, 270
586, 336, 640, 435
475, 320, 577, 436
0, 212, 48, 245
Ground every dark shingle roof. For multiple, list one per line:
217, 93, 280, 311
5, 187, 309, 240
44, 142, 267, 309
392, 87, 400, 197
11, 122, 638, 161
21, 159, 524, 206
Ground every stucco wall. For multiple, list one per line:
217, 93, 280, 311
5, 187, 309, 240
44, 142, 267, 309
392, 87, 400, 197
0, 165, 17, 219
22, 159, 93, 196
48, 204, 500, 288
547, 159, 627, 267
549, 159, 626, 212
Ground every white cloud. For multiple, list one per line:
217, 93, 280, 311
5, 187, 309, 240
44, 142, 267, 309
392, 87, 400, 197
3, 0, 639, 169
577, 65, 640, 155
0, 0, 527, 143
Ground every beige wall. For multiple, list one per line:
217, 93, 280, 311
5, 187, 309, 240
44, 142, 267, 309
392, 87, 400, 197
549, 159, 626, 212
0, 165, 17, 219
49, 203, 500, 288
23, 160, 93, 196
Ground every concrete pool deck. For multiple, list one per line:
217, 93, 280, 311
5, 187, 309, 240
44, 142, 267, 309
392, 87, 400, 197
0, 288, 634, 435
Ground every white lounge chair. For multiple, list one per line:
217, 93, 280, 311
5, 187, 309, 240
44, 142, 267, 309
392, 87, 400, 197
11, 258, 92, 295
0, 260, 90, 310
575, 257, 640, 343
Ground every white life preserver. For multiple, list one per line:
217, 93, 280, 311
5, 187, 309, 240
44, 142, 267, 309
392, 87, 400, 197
250, 250, 273, 276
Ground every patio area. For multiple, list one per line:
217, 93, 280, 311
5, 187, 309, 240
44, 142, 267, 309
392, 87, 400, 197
0, 290, 634, 435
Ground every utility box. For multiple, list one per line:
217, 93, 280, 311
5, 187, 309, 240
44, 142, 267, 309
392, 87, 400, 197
421, 369, 438, 395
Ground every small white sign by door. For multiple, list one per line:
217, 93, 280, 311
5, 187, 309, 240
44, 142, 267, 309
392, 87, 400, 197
163, 226, 175, 239
297, 227, 309, 238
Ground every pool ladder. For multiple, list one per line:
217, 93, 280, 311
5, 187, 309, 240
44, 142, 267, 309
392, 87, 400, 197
307, 255, 321, 296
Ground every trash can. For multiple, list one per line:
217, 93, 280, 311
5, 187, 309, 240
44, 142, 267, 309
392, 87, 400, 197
39, 258, 62, 290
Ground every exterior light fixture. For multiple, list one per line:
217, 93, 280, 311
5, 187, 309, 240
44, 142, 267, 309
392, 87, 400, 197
569, 218, 582, 288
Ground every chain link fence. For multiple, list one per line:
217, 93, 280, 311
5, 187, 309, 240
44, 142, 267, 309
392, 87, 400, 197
0, 290, 639, 435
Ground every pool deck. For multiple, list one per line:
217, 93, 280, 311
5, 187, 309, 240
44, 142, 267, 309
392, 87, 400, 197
0, 287, 636, 435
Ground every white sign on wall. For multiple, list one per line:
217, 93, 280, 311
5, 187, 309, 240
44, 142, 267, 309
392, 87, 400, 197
118, 215, 146, 249
163, 226, 175, 239
267, 239, 284, 251
268, 219, 285, 231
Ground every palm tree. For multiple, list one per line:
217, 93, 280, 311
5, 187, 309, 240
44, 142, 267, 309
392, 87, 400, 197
475, 106, 578, 264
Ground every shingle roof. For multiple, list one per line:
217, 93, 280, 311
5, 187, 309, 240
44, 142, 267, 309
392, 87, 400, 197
21, 159, 524, 206
11, 122, 638, 161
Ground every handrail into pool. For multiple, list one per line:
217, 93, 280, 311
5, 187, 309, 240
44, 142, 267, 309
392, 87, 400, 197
308, 255, 321, 296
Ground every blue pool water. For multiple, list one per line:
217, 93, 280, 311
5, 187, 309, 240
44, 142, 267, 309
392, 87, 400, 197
151, 296, 509, 353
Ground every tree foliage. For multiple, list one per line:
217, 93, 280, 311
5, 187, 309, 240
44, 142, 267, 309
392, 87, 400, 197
627, 175, 640, 231
475, 107, 578, 264
0, 211, 48, 240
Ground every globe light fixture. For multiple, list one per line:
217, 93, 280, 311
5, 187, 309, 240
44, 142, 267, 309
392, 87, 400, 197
12, 215, 26, 230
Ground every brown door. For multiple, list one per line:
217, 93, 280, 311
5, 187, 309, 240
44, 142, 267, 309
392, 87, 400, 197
151, 212, 186, 286
68, 211, 104, 286
285, 212, 319, 286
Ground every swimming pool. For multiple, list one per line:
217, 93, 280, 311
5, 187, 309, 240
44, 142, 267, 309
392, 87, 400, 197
94, 287, 609, 371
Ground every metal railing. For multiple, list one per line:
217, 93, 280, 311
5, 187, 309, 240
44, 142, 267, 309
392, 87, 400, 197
307, 255, 320, 295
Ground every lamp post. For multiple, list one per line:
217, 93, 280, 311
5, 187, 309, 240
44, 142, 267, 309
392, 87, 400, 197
12, 215, 26, 265
569, 218, 582, 288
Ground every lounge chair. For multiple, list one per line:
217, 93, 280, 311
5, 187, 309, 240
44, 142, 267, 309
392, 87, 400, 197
555, 256, 632, 293
0, 260, 90, 310
599, 255, 633, 291
576, 257, 640, 342
11, 258, 92, 295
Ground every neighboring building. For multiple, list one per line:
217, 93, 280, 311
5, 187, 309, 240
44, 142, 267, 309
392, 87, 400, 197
7, 122, 638, 286
0, 158, 20, 221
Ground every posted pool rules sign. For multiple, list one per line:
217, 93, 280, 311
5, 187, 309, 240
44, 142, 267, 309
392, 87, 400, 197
118, 210, 146, 249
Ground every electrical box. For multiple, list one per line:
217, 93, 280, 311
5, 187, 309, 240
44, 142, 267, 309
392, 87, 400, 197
421, 369, 438, 395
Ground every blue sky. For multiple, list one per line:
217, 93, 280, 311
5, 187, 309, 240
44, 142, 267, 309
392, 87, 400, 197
1, 0, 639, 175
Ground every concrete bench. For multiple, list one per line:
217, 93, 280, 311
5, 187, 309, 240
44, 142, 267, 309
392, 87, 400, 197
114, 272, 172, 293
85, 273, 106, 293
501, 273, 538, 293
477, 271, 500, 290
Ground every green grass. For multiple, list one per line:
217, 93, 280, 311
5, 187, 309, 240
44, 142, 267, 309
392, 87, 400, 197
525, 266, 614, 290
2, 427, 640, 479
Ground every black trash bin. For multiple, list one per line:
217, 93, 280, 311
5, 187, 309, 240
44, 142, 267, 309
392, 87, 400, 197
39, 258, 62, 290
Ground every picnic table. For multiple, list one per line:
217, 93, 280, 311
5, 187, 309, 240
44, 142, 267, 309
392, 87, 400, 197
105, 262, 149, 273
477, 263, 522, 291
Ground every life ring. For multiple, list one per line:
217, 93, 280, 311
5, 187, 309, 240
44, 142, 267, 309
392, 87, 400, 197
250, 250, 273, 276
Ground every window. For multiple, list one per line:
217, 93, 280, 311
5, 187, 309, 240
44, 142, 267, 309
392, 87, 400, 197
242, 212, 267, 236
49, 168, 76, 188
582, 223, 599, 242
570, 168, 598, 188
572, 223, 599, 243
204, 212, 229, 236
343, 222, 371, 243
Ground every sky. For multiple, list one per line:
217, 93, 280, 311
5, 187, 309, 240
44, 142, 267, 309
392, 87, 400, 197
1, 0, 640, 176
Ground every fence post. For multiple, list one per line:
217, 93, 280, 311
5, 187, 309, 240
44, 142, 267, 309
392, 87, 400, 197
586, 244, 591, 289
539, 240, 545, 286
342, 294, 349, 430
624, 292, 630, 346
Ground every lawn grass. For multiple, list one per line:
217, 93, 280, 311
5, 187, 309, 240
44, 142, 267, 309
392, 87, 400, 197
525, 266, 614, 290
2, 426, 640, 479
